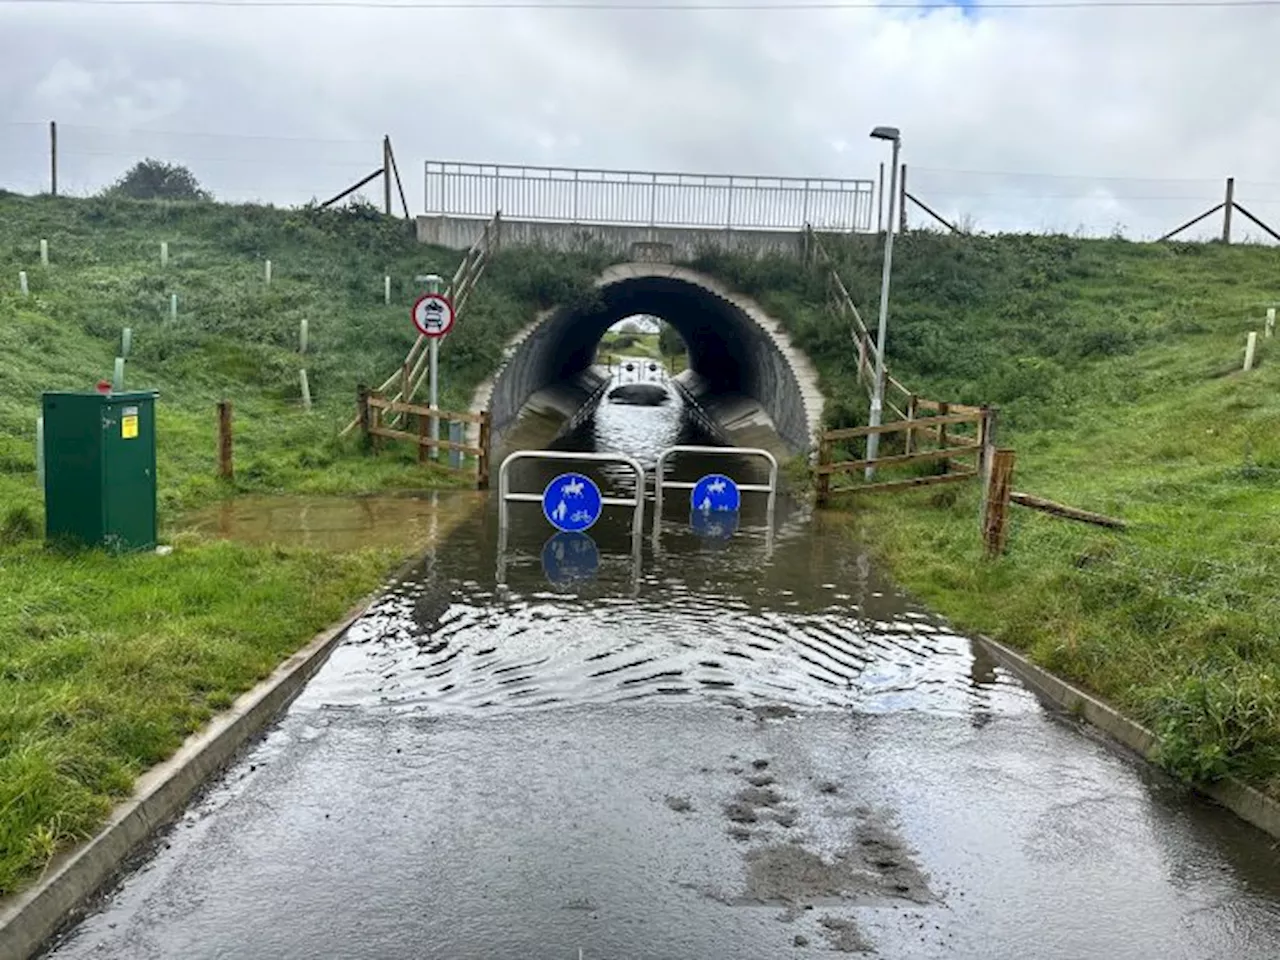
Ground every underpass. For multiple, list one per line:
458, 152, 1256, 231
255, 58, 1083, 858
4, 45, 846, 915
477, 263, 823, 458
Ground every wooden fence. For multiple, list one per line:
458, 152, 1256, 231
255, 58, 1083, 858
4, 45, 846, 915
806, 228, 914, 419
340, 210, 501, 438
815, 403, 991, 502
814, 403, 1023, 556
357, 387, 491, 489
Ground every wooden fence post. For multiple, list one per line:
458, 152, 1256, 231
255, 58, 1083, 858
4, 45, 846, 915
217, 401, 233, 480
816, 436, 832, 507
1223, 177, 1235, 244
49, 121, 57, 197
982, 449, 1016, 557
418, 411, 430, 463
899, 163, 908, 234
937, 401, 950, 473
905, 394, 918, 455
477, 411, 492, 490
357, 384, 372, 450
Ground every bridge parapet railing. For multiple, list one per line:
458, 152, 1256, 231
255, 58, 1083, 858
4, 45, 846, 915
426, 161, 875, 232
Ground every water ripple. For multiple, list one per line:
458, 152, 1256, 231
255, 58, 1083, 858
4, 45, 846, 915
303, 550, 1038, 720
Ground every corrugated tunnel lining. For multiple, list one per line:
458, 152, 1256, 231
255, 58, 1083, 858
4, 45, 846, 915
486, 272, 815, 453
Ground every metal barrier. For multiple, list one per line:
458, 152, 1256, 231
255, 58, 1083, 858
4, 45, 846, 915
498, 450, 646, 538
652, 445, 779, 538
425, 161, 875, 232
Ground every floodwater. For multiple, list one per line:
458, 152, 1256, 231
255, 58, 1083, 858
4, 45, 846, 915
41, 381, 1280, 960
182, 491, 487, 552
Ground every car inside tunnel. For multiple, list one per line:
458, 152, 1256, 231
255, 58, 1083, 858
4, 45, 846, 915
483, 268, 820, 454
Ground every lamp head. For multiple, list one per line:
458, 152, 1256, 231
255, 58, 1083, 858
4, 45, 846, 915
870, 126, 901, 142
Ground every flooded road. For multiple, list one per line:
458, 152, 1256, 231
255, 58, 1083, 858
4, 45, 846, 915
42, 388, 1280, 959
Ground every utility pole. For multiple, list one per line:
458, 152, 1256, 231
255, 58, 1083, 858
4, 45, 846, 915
866, 127, 902, 480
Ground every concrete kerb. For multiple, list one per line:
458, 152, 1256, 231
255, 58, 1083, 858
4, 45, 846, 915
974, 633, 1280, 840
0, 551, 424, 960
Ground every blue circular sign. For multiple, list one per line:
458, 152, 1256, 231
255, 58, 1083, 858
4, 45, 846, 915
541, 532, 600, 586
691, 473, 740, 514
542, 472, 603, 532
690, 508, 740, 540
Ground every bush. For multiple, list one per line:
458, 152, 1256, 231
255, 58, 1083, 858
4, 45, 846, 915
103, 160, 212, 202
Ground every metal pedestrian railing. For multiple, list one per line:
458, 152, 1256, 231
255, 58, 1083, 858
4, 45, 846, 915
498, 450, 646, 538
426, 161, 875, 232
652, 445, 779, 541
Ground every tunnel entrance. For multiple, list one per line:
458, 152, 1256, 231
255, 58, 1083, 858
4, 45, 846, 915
476, 264, 823, 456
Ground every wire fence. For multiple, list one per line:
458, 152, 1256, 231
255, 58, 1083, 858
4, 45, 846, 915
905, 166, 1280, 244
4, 120, 1280, 244
1, 121, 388, 208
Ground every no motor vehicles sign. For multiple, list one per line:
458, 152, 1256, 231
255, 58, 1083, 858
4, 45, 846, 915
411, 293, 455, 338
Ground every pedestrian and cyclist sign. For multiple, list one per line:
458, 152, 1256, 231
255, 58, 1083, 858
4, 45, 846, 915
542, 472, 603, 532
691, 473, 740, 514
411, 292, 455, 338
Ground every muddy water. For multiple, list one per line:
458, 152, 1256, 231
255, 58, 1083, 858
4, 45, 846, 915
183, 491, 486, 552
42, 399, 1280, 960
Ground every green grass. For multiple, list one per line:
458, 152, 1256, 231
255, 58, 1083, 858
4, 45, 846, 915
699, 231, 1280, 793
0, 191, 613, 896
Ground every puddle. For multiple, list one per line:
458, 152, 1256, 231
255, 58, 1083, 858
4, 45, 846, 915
181, 492, 485, 551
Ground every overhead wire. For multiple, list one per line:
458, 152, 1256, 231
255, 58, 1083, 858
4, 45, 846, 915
3, 0, 1280, 8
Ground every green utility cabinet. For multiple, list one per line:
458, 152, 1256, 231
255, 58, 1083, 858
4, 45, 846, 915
42, 390, 159, 552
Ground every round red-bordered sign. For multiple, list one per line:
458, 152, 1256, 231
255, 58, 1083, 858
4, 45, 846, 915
411, 293, 455, 338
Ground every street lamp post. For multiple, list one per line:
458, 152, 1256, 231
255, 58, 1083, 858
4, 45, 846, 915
865, 126, 901, 481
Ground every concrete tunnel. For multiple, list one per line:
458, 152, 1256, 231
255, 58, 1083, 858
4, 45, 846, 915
477, 264, 824, 454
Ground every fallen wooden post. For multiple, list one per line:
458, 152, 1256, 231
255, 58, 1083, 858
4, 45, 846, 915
1009, 491, 1126, 530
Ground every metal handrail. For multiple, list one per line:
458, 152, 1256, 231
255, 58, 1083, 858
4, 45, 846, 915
498, 450, 646, 539
552, 377, 612, 442
669, 380, 731, 445
652, 445, 779, 538
426, 160, 875, 232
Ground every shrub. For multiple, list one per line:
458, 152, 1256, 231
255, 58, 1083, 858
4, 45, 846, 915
103, 160, 212, 202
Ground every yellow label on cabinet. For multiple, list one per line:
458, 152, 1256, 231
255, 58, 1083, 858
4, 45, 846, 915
122, 415, 139, 439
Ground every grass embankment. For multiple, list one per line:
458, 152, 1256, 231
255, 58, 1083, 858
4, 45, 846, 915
698, 235, 1280, 794
0, 192, 609, 895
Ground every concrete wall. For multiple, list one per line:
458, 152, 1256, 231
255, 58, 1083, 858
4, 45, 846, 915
473, 263, 823, 456
418, 215, 805, 260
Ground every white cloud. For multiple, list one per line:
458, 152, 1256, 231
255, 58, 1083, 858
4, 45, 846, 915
2, 1, 1279, 239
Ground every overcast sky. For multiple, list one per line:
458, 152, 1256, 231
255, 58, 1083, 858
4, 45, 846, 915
3, 0, 1280, 239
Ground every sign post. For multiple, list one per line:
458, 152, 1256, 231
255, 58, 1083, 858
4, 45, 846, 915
411, 274, 453, 458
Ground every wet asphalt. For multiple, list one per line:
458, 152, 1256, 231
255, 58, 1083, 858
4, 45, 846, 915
39, 386, 1280, 960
